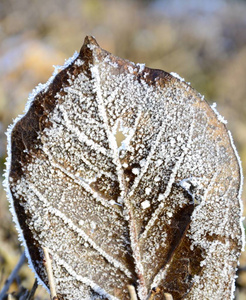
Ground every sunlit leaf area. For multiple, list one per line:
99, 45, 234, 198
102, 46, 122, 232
0, 0, 246, 299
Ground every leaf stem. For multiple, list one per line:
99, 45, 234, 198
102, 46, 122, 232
164, 293, 173, 300
43, 247, 57, 300
127, 285, 138, 300
26, 278, 38, 300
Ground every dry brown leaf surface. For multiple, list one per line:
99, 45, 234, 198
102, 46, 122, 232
6, 36, 243, 300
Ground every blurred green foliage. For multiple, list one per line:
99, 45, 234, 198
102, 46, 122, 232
0, 0, 246, 299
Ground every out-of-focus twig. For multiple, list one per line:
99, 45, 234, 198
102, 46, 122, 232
0, 252, 26, 299
26, 278, 38, 300
19, 288, 29, 300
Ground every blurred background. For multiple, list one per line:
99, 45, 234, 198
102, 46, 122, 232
0, 0, 246, 299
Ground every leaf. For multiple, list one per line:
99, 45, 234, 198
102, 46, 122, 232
5, 36, 244, 300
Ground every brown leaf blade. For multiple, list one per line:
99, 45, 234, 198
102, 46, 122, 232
5, 36, 243, 299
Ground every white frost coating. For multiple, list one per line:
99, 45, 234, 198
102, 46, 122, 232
136, 63, 145, 73
141, 200, 150, 210
90, 65, 148, 298
202, 170, 220, 204
3, 123, 48, 291
5, 37, 243, 299
3, 50, 79, 292
117, 112, 142, 152
51, 252, 120, 300
145, 187, 151, 196
211, 102, 228, 124
44, 51, 79, 94
210, 99, 245, 293
90, 64, 126, 194
91, 64, 149, 297
90, 221, 97, 231
74, 58, 84, 67
167, 211, 173, 218
127, 65, 134, 74
155, 159, 162, 167
58, 105, 109, 156
6, 50, 78, 143
79, 220, 84, 226
179, 178, 192, 190
228, 130, 245, 252
151, 263, 170, 289
122, 163, 128, 168
179, 177, 201, 204
188, 240, 238, 300
41, 144, 120, 213
141, 118, 195, 240
128, 118, 169, 198
170, 72, 185, 82
29, 183, 132, 279
132, 168, 140, 175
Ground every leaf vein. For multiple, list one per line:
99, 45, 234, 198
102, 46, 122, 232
28, 183, 132, 279
41, 144, 120, 213
141, 117, 196, 241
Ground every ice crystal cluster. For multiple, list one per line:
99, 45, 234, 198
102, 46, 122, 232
5, 36, 244, 300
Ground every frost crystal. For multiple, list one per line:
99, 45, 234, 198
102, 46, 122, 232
211, 102, 228, 124
170, 72, 185, 82
141, 200, 151, 210
5, 36, 243, 300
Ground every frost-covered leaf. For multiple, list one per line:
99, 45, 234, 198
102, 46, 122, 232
5, 36, 244, 300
